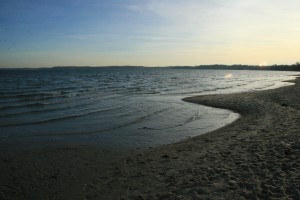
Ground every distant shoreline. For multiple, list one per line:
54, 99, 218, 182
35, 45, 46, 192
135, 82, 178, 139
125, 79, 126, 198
0, 63, 300, 71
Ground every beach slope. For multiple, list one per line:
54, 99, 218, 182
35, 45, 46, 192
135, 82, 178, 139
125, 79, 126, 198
1, 78, 300, 199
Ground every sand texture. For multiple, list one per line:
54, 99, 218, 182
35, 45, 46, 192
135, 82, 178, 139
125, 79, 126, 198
1, 77, 300, 199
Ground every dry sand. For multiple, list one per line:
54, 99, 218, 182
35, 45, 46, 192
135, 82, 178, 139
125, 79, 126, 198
1, 77, 300, 199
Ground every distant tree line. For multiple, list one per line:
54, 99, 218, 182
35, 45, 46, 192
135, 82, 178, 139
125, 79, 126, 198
264, 63, 300, 71
194, 64, 259, 70
176, 62, 300, 71
50, 62, 300, 71
35, 62, 300, 71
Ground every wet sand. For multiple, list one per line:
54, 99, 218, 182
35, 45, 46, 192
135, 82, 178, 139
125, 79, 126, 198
1, 77, 300, 199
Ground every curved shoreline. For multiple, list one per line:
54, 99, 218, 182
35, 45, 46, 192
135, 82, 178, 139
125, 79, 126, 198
1, 77, 300, 199
101, 77, 300, 199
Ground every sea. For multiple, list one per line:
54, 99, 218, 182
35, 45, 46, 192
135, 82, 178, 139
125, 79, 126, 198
0, 68, 298, 150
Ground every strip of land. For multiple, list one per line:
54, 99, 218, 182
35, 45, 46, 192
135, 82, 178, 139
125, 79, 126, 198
1, 77, 300, 199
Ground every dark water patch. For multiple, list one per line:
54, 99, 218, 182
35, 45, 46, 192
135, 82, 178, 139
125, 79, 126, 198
0, 106, 123, 127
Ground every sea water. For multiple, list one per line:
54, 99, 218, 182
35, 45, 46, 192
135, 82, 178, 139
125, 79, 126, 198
0, 68, 298, 149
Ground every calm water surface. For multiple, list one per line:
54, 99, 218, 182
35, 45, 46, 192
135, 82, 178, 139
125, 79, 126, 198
0, 68, 298, 149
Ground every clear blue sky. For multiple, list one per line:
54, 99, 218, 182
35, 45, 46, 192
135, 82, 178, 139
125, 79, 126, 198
1, 0, 300, 67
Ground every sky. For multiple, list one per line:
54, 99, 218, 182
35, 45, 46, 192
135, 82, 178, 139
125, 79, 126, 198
0, 0, 300, 68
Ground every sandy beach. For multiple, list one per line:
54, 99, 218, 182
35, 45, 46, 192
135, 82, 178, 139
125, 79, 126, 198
1, 77, 300, 199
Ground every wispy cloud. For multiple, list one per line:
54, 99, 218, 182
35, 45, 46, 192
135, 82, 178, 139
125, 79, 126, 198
125, 0, 300, 50
125, 0, 300, 34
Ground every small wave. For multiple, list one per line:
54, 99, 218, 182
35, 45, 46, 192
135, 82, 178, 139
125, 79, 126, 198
0, 91, 68, 100
0, 107, 65, 118
137, 117, 191, 131
138, 110, 204, 131
138, 124, 183, 131
0, 102, 58, 111
0, 95, 105, 117
0, 106, 122, 127
51, 86, 78, 91
89, 107, 172, 133
236, 83, 247, 87
185, 111, 203, 123
161, 85, 233, 96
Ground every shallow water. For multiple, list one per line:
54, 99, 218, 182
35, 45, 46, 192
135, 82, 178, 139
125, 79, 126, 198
0, 68, 298, 149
